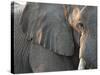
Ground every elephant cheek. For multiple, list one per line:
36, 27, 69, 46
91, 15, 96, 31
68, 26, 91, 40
84, 36, 97, 68
80, 33, 97, 68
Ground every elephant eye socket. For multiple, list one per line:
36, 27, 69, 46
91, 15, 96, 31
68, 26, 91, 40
76, 23, 84, 29
79, 23, 84, 28
75, 22, 84, 33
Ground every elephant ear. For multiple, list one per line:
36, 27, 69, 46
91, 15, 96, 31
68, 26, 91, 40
20, 2, 40, 40
40, 22, 74, 56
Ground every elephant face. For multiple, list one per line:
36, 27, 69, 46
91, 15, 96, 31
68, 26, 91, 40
20, 2, 75, 56
67, 6, 97, 68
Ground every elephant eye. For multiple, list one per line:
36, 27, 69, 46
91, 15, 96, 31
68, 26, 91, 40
79, 23, 84, 28
76, 22, 84, 29
75, 22, 84, 33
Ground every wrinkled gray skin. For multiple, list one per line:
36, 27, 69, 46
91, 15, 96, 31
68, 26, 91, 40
66, 6, 97, 69
20, 3, 75, 56
20, 2, 77, 73
13, 2, 81, 73
29, 44, 74, 72
12, 2, 33, 73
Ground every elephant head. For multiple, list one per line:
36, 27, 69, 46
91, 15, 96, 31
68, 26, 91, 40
66, 6, 97, 69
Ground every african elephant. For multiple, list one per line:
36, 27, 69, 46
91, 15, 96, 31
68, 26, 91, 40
19, 2, 80, 73
12, 2, 80, 73
65, 5, 97, 69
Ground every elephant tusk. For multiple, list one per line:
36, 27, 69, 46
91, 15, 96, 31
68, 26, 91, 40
78, 32, 88, 70
78, 58, 86, 70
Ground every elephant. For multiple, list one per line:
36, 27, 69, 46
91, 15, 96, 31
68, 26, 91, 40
20, 2, 79, 73
64, 5, 97, 69
12, 2, 81, 73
